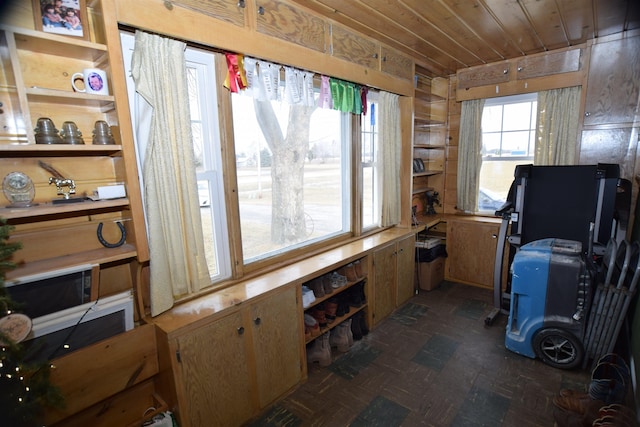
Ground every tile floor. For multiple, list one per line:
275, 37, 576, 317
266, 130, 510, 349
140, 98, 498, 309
248, 281, 595, 426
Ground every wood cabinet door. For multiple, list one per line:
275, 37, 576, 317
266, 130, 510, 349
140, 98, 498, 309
372, 242, 397, 325
176, 310, 252, 427
515, 48, 582, 80
251, 286, 302, 409
446, 220, 499, 289
584, 35, 640, 126
396, 235, 416, 306
457, 61, 510, 90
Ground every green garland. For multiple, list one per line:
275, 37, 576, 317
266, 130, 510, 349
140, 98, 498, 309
0, 218, 63, 427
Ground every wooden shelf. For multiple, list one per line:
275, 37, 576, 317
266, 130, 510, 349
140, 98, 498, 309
0, 143, 122, 156
1, 24, 108, 60
305, 304, 367, 344
413, 144, 445, 149
413, 185, 435, 194
414, 87, 445, 102
413, 170, 442, 177
26, 87, 115, 108
5, 243, 136, 281
2, 198, 130, 220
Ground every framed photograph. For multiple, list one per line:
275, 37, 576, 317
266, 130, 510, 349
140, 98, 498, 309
32, 0, 89, 41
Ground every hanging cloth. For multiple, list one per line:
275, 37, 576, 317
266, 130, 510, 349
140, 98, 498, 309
224, 53, 246, 93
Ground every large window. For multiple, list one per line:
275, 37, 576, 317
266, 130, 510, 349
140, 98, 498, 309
231, 93, 351, 262
478, 93, 537, 212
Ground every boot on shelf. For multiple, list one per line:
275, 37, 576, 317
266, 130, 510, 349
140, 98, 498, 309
359, 311, 369, 336
351, 313, 363, 340
304, 314, 320, 338
330, 323, 352, 352
307, 333, 331, 367
309, 304, 328, 328
353, 260, 364, 279
321, 274, 333, 295
348, 281, 366, 308
324, 299, 338, 323
308, 277, 325, 298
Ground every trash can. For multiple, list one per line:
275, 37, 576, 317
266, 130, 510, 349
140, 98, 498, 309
415, 243, 447, 291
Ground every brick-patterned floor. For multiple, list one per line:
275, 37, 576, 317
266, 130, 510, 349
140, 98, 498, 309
249, 281, 593, 426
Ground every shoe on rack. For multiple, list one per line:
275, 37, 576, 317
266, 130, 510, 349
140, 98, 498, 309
359, 311, 369, 336
324, 299, 338, 323
321, 275, 333, 295
354, 260, 364, 278
309, 277, 325, 298
348, 282, 365, 308
330, 323, 351, 352
307, 333, 332, 367
304, 313, 320, 338
344, 319, 354, 347
351, 313, 363, 340
338, 264, 358, 282
330, 271, 348, 288
301, 285, 316, 308
310, 305, 328, 328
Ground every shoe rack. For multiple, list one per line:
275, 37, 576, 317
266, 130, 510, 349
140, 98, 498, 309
302, 257, 368, 346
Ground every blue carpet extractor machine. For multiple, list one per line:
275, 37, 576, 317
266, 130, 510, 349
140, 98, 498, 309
488, 164, 638, 369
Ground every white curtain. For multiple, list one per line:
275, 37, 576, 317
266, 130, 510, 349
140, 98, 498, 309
378, 91, 401, 226
535, 86, 582, 165
131, 31, 210, 316
456, 98, 485, 212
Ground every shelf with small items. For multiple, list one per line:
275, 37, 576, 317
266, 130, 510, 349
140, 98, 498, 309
2, 197, 130, 220
0, 144, 122, 156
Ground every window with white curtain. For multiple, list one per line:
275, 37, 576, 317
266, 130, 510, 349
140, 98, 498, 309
478, 93, 537, 212
361, 97, 379, 230
120, 32, 231, 284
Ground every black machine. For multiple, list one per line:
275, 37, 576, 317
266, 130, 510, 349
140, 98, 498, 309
487, 164, 630, 368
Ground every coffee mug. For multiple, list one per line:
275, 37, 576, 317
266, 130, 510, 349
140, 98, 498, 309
71, 68, 109, 95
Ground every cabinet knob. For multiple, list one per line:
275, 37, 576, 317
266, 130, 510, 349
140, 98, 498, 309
254, 317, 261, 325
517, 66, 523, 72
492, 234, 497, 239
237, 0, 245, 7
373, 53, 379, 59
237, 326, 245, 335
585, 112, 591, 117
503, 69, 508, 74
258, 6, 265, 15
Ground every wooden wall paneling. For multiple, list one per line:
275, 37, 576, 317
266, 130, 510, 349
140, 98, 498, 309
43, 323, 159, 425
380, 45, 414, 81
331, 23, 379, 69
256, 0, 327, 53
171, 0, 246, 27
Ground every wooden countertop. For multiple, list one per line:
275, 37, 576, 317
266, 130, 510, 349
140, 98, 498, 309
153, 227, 416, 336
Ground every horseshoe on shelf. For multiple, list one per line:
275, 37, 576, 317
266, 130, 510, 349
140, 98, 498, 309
97, 221, 126, 248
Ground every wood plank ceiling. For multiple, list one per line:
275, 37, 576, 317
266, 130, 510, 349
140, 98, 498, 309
289, 0, 640, 77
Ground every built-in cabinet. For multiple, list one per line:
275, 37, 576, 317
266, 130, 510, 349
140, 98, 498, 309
445, 218, 500, 289
164, 285, 301, 427
372, 234, 415, 325
583, 35, 640, 128
412, 67, 448, 221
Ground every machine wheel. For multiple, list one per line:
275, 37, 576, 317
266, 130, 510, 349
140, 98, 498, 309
532, 328, 584, 369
